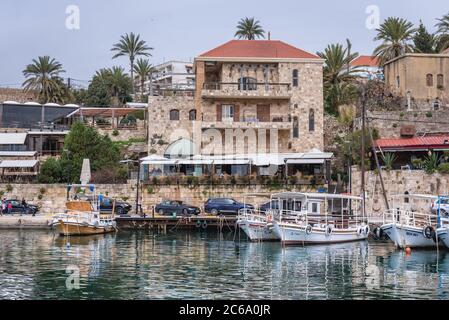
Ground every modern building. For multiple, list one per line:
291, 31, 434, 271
383, 52, 449, 110
145, 40, 332, 183
350, 55, 383, 81
140, 61, 195, 96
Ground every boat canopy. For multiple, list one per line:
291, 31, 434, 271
271, 192, 362, 201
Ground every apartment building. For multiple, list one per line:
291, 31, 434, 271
142, 61, 195, 95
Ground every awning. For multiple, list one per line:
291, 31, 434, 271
0, 151, 37, 157
0, 133, 27, 145
0, 160, 39, 168
286, 159, 325, 165
177, 159, 213, 165
213, 159, 251, 165
66, 107, 140, 118
141, 160, 177, 165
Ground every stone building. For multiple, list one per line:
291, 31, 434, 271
383, 52, 449, 110
146, 40, 331, 180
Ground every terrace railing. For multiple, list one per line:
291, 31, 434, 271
202, 82, 292, 99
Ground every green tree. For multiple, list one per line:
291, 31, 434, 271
373, 17, 416, 65
133, 58, 153, 102
60, 122, 122, 182
436, 12, 449, 52
38, 158, 62, 183
436, 12, 449, 34
235, 17, 265, 40
111, 32, 153, 93
317, 40, 360, 114
413, 21, 437, 53
22, 56, 66, 103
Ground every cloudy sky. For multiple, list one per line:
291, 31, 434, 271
0, 0, 447, 87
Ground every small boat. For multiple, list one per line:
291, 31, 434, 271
52, 184, 117, 236
374, 194, 441, 249
237, 194, 278, 241
271, 192, 369, 245
435, 196, 449, 249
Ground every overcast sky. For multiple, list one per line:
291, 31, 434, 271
0, 0, 447, 87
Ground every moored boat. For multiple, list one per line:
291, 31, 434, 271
271, 192, 369, 245
52, 184, 117, 236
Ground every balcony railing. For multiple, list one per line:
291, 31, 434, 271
202, 82, 292, 99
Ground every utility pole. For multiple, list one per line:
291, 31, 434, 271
67, 77, 71, 90
360, 86, 366, 217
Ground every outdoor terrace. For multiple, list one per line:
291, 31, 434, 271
201, 82, 292, 100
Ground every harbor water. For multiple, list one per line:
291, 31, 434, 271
0, 229, 448, 300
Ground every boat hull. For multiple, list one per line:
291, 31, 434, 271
437, 227, 449, 248
55, 221, 116, 236
381, 224, 437, 248
237, 220, 278, 241
272, 222, 368, 245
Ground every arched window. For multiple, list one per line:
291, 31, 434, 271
437, 74, 444, 88
292, 69, 299, 87
309, 109, 315, 132
189, 109, 197, 121
293, 116, 299, 138
238, 77, 257, 91
426, 74, 434, 87
169, 109, 179, 121
404, 191, 410, 204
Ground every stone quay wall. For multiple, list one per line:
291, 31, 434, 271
351, 168, 449, 216
0, 183, 320, 215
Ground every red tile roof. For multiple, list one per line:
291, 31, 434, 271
350, 55, 380, 67
199, 40, 320, 59
376, 136, 449, 150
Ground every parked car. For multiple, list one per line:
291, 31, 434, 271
204, 198, 254, 215
99, 197, 132, 216
431, 198, 449, 217
3, 199, 39, 215
259, 200, 280, 213
155, 200, 201, 216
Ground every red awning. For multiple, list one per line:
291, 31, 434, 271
375, 136, 449, 151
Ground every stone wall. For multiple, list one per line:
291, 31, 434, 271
357, 109, 449, 138
0, 88, 36, 103
351, 168, 449, 216
0, 183, 319, 215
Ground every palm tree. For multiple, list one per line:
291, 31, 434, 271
22, 56, 65, 103
436, 13, 449, 52
235, 17, 265, 40
111, 32, 153, 93
373, 17, 416, 65
108, 66, 133, 106
133, 58, 154, 101
317, 41, 360, 114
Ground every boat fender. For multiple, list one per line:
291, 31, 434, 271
325, 225, 333, 237
196, 220, 202, 228
305, 225, 313, 235
202, 221, 208, 229
357, 226, 363, 236
374, 227, 384, 239
364, 225, 370, 236
423, 226, 434, 239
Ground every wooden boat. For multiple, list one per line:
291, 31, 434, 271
271, 192, 369, 245
52, 184, 117, 236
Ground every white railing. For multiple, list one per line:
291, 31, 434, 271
382, 209, 437, 227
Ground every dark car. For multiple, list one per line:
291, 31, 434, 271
99, 197, 132, 216
155, 200, 201, 216
204, 198, 254, 215
259, 200, 280, 213
3, 199, 39, 215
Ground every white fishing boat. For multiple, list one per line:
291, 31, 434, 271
271, 192, 369, 245
435, 196, 449, 249
374, 194, 441, 249
237, 194, 278, 241
52, 184, 117, 236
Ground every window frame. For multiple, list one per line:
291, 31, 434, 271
169, 109, 180, 121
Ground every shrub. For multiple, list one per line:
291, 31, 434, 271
38, 158, 62, 183
437, 163, 449, 174
426, 112, 433, 118
146, 186, 154, 194
37, 194, 43, 200
122, 196, 129, 202
152, 176, 159, 185
424, 153, 441, 174
39, 187, 46, 195
112, 129, 119, 136
6, 184, 13, 192
289, 175, 298, 185
411, 158, 424, 169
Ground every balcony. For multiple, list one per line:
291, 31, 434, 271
202, 117, 292, 130
202, 82, 292, 100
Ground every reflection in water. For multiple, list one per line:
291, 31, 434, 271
0, 230, 448, 300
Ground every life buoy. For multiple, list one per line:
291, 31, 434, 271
305, 225, 313, 235
364, 225, 370, 236
325, 225, 333, 237
423, 226, 434, 239
202, 221, 208, 229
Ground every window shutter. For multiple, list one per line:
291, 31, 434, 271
234, 105, 240, 122
216, 105, 222, 122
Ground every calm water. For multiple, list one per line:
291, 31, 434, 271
0, 229, 449, 300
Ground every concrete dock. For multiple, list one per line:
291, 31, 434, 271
0, 214, 53, 229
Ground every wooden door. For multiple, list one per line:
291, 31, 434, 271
257, 105, 271, 122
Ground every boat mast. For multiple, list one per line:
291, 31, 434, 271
360, 86, 366, 218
